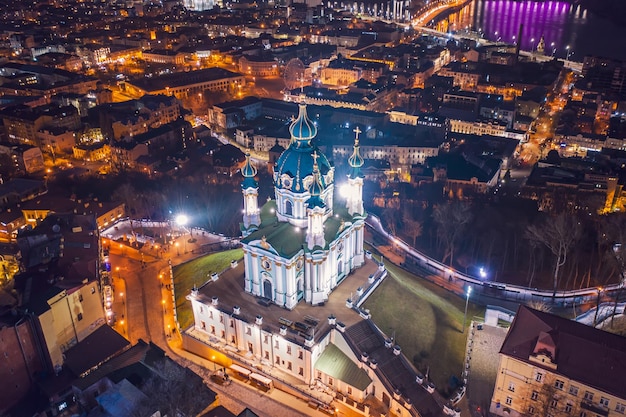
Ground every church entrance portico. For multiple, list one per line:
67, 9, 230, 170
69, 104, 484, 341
296, 275, 304, 301
263, 279, 273, 301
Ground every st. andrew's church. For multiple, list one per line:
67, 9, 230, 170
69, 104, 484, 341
239, 102, 367, 309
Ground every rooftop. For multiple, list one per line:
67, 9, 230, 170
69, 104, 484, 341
190, 257, 380, 346
128, 67, 243, 93
501, 305, 626, 399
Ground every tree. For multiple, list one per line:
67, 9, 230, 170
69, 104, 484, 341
432, 202, 472, 266
525, 213, 581, 297
134, 359, 216, 417
381, 207, 400, 236
112, 183, 138, 215
0, 153, 18, 180
403, 212, 423, 247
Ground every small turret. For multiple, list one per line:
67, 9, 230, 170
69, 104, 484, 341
241, 151, 260, 236
306, 152, 326, 249
345, 128, 365, 217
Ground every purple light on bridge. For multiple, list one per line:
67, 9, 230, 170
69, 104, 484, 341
480, 0, 570, 52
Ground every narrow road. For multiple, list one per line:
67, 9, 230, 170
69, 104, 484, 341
110, 243, 322, 417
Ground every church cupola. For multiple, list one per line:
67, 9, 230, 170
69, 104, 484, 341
289, 103, 317, 146
306, 152, 326, 250
274, 102, 335, 227
345, 127, 365, 217
241, 151, 260, 236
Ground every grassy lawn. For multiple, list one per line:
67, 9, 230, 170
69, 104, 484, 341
364, 260, 484, 395
173, 248, 243, 329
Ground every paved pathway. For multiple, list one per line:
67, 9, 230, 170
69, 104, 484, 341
466, 323, 508, 416
109, 230, 340, 417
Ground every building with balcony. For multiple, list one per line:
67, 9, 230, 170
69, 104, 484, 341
490, 305, 626, 417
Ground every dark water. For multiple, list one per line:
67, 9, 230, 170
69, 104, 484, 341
434, 0, 626, 61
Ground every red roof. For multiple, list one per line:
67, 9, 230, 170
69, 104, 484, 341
501, 305, 626, 399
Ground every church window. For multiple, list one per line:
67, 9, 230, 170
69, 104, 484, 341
210, 326, 215, 335
285, 200, 293, 216
298, 350, 303, 359
299, 367, 304, 376
287, 346, 291, 355
276, 355, 281, 365
287, 362, 292, 370
201, 321, 206, 331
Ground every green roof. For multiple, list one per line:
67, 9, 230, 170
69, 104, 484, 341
243, 221, 305, 258
314, 344, 372, 391
242, 200, 363, 258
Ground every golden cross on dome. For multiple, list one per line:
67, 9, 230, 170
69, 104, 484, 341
353, 126, 361, 143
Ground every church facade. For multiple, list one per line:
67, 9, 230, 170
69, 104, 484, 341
240, 102, 367, 309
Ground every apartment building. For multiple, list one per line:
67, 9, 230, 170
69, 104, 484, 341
490, 305, 626, 417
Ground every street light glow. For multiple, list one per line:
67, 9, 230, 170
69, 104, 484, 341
175, 214, 188, 226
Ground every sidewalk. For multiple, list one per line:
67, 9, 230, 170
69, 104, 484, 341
157, 267, 357, 417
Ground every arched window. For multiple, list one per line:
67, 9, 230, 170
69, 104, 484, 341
285, 200, 293, 216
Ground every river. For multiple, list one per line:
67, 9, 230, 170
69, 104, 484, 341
432, 0, 626, 61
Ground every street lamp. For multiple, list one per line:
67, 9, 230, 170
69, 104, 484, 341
463, 286, 472, 333
175, 241, 180, 256
593, 287, 604, 327
175, 214, 189, 253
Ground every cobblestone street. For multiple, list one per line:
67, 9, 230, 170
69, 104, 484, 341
466, 324, 508, 416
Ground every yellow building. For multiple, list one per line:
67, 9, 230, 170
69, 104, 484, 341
490, 306, 626, 417
20, 195, 125, 231
33, 281, 106, 371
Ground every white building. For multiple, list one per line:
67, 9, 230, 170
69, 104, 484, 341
239, 103, 366, 309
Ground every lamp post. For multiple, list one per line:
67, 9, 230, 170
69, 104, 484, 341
175, 214, 188, 253
463, 286, 472, 333
593, 287, 603, 327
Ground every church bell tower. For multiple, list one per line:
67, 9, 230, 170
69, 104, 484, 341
241, 152, 260, 236
346, 127, 365, 217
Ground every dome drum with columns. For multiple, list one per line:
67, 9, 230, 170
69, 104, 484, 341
240, 103, 366, 309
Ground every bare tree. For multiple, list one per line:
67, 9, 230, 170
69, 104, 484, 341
525, 213, 581, 297
403, 212, 423, 247
112, 183, 138, 216
134, 359, 216, 417
432, 202, 472, 266
381, 207, 400, 236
